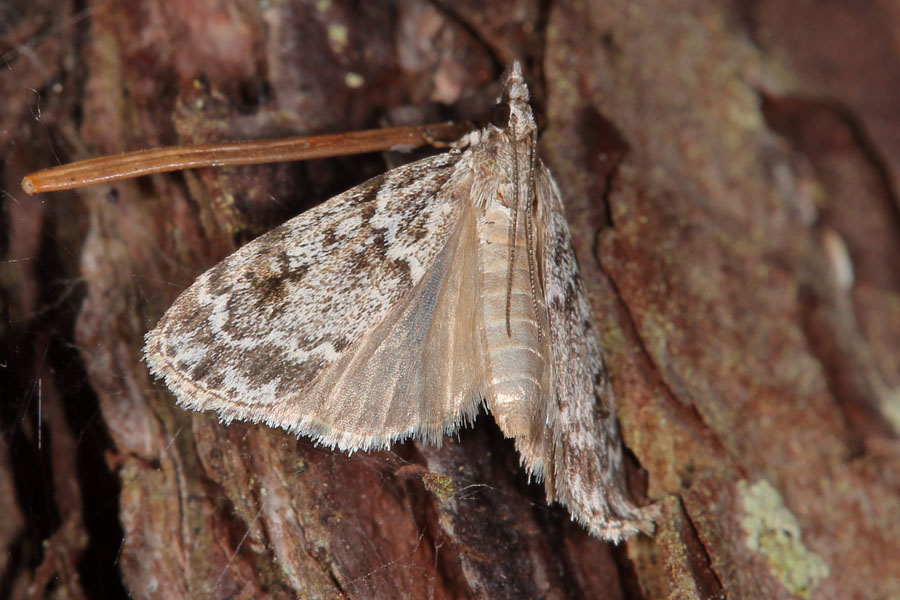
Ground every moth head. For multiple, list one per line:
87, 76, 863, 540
490, 61, 537, 142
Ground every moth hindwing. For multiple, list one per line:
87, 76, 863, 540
144, 61, 657, 542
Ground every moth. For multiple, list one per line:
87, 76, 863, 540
143, 62, 656, 542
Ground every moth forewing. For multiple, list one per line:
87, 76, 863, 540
535, 164, 657, 541
144, 152, 483, 451
144, 61, 656, 541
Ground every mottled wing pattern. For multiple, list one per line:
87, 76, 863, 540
534, 163, 657, 542
145, 152, 487, 450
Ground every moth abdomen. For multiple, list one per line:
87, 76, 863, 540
477, 198, 547, 438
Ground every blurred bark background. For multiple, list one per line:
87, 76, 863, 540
3, 1, 900, 598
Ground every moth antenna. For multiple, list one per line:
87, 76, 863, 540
505, 134, 520, 337
524, 135, 543, 341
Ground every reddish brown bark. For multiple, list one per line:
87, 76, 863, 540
3, 1, 899, 598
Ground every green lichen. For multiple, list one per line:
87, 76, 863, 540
327, 23, 348, 51
739, 479, 829, 598
422, 472, 457, 502
344, 72, 364, 89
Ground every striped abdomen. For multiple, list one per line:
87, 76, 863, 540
477, 201, 548, 438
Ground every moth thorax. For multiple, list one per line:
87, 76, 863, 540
476, 199, 547, 438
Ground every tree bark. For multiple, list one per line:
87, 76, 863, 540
3, 1, 899, 598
